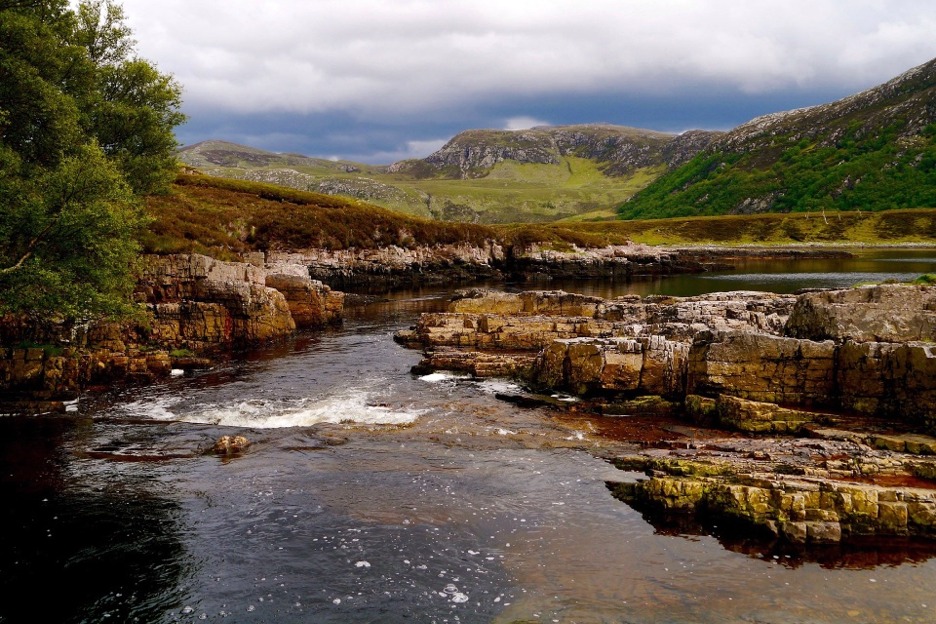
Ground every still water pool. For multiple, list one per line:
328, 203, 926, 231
3, 248, 936, 623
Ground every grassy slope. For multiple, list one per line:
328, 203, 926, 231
143, 173, 936, 260
621, 113, 936, 220
181, 148, 660, 224
143, 174, 496, 260
385, 158, 664, 223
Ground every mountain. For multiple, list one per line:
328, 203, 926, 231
178, 125, 720, 224
621, 57, 936, 220
180, 140, 366, 172
389, 124, 720, 178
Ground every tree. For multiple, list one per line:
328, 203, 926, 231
74, 0, 186, 194
0, 0, 185, 320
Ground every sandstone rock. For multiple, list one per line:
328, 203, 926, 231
2, 253, 349, 407
786, 284, 936, 343
715, 395, 833, 434
265, 270, 343, 329
141, 254, 302, 350
614, 469, 936, 543
211, 435, 251, 455
414, 348, 537, 379
269, 242, 505, 289
535, 336, 688, 397
687, 330, 837, 407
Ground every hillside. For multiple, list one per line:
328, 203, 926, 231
145, 173, 936, 259
388, 124, 719, 178
177, 125, 721, 224
621, 57, 936, 219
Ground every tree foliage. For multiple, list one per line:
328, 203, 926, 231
0, 0, 185, 319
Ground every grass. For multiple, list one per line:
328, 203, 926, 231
178, 152, 662, 224
382, 159, 665, 223
143, 173, 498, 257
621, 122, 936, 219
143, 172, 936, 260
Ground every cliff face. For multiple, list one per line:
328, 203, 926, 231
394, 124, 722, 179
0, 254, 344, 410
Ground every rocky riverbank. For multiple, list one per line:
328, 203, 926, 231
0, 253, 343, 413
396, 284, 936, 545
0, 244, 848, 411
270, 243, 850, 289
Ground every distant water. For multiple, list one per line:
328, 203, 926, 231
546, 248, 936, 297
3, 248, 936, 623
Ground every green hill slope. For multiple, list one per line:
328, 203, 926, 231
178, 125, 721, 224
145, 173, 936, 259
620, 57, 936, 220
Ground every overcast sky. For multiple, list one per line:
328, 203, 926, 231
117, 0, 936, 164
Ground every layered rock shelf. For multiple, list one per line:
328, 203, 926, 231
270, 244, 849, 290
0, 253, 344, 411
396, 284, 936, 544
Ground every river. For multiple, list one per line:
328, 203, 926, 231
3, 248, 936, 623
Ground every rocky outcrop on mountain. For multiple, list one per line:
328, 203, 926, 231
718, 58, 936, 153
0, 253, 344, 412
623, 56, 936, 219
660, 130, 726, 168
392, 124, 721, 179
397, 283, 936, 544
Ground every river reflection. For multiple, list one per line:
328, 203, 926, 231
625, 497, 936, 570
3, 248, 936, 623
0, 417, 191, 623
545, 247, 936, 297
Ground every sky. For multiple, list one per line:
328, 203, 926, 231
116, 0, 936, 164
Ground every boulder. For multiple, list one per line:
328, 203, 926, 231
535, 336, 687, 397
687, 330, 837, 407
265, 269, 343, 329
211, 435, 251, 455
785, 284, 936, 343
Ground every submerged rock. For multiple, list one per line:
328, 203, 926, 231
211, 435, 251, 455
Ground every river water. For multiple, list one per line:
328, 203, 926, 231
3, 249, 936, 624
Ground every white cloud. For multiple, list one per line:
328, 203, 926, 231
503, 116, 551, 131
119, 0, 936, 119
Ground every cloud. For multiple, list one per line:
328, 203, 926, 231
118, 0, 936, 160
122, 0, 936, 118
503, 116, 551, 131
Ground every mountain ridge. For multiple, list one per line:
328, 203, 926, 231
621, 56, 936, 219
388, 124, 721, 178
178, 123, 719, 223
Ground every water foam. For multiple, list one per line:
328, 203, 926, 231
419, 372, 469, 383
118, 386, 422, 429
475, 379, 524, 395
